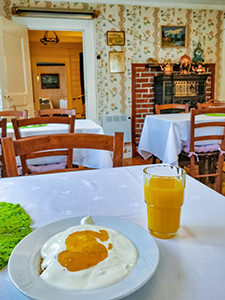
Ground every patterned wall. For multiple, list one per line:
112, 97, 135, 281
1, 1, 224, 122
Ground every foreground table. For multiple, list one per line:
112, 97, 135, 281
6, 119, 112, 168
0, 165, 225, 299
138, 113, 225, 166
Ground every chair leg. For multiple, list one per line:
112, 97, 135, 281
198, 156, 207, 184
209, 154, 217, 184
152, 155, 162, 164
152, 155, 157, 164
190, 155, 196, 178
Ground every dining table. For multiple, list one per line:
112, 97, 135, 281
0, 165, 225, 300
5, 118, 112, 169
138, 112, 225, 166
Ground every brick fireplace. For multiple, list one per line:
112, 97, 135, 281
131, 63, 215, 157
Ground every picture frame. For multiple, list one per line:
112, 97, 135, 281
161, 26, 186, 48
109, 51, 125, 74
107, 31, 125, 46
41, 73, 60, 89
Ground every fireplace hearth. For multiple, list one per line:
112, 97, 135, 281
154, 73, 209, 108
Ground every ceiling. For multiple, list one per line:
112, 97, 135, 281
28, 30, 83, 44
58, 0, 225, 9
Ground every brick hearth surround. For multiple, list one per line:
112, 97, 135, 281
131, 63, 214, 157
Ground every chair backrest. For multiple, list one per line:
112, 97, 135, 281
0, 118, 7, 138
189, 107, 225, 192
155, 103, 189, 114
197, 101, 225, 109
12, 116, 75, 175
2, 132, 124, 177
35, 109, 76, 117
0, 118, 7, 177
0, 110, 28, 119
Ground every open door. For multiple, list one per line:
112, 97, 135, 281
0, 16, 34, 115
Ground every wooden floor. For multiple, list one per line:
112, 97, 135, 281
123, 155, 225, 195
123, 156, 153, 166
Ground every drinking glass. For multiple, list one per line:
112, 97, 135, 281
143, 164, 186, 239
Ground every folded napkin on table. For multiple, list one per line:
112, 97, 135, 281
0, 202, 32, 269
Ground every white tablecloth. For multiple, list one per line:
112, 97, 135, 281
138, 113, 225, 166
0, 165, 225, 300
6, 119, 112, 169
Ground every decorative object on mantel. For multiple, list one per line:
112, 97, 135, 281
179, 54, 192, 74
160, 59, 173, 75
146, 57, 159, 65
192, 42, 205, 64
192, 63, 205, 74
192, 43, 205, 74
40, 31, 60, 45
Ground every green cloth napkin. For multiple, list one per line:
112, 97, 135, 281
6, 124, 47, 129
204, 113, 225, 117
0, 202, 32, 269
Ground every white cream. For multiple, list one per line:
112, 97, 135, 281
80, 215, 94, 225
40, 224, 138, 290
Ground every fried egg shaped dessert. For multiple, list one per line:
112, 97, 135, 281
40, 224, 138, 290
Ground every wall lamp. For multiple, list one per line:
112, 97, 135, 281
12, 7, 99, 20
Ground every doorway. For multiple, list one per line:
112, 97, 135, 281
12, 16, 98, 123
28, 29, 85, 118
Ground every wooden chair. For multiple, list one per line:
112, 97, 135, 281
0, 110, 28, 119
179, 107, 225, 193
0, 118, 7, 177
155, 103, 189, 114
152, 103, 189, 163
39, 98, 53, 110
197, 101, 225, 109
73, 94, 85, 119
2, 132, 124, 177
35, 109, 76, 117
12, 116, 75, 175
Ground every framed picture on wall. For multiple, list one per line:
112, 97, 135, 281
161, 26, 186, 48
107, 31, 125, 46
41, 73, 60, 89
109, 51, 125, 73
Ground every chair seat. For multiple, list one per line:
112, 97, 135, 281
182, 143, 219, 154
28, 162, 67, 173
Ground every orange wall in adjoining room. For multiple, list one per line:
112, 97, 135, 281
37, 65, 67, 108
29, 40, 83, 111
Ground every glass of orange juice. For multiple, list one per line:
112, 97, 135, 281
143, 164, 186, 239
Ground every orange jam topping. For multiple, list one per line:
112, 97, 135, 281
108, 243, 113, 250
57, 230, 113, 271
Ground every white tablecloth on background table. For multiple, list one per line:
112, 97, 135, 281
0, 165, 225, 300
6, 119, 112, 169
138, 113, 225, 166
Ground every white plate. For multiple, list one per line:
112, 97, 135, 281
8, 216, 159, 300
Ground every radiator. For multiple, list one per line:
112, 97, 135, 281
102, 114, 131, 142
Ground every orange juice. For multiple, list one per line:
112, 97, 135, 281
144, 174, 185, 239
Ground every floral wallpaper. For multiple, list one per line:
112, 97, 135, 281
1, 1, 224, 122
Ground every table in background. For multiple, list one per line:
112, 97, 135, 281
6, 119, 112, 169
138, 113, 225, 166
0, 165, 225, 300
